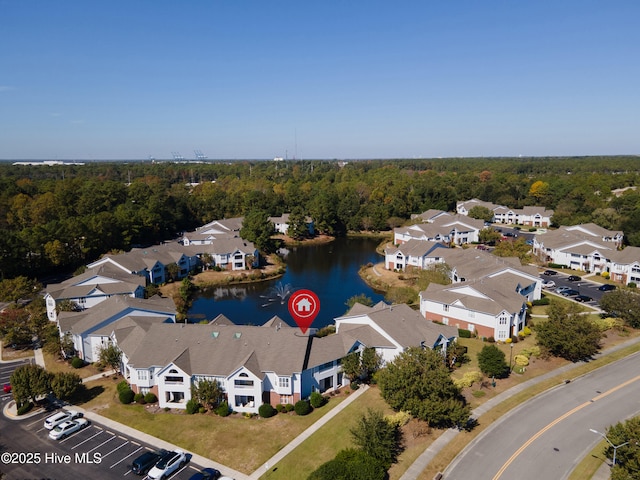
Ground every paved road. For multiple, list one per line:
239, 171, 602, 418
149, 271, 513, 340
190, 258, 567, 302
443, 351, 640, 480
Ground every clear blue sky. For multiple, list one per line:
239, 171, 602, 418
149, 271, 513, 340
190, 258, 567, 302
1, 1, 639, 160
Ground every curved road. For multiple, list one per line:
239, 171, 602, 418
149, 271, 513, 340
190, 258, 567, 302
444, 352, 640, 480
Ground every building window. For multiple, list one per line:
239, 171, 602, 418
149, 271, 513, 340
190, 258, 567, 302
278, 377, 290, 389
138, 370, 148, 381
443, 304, 449, 312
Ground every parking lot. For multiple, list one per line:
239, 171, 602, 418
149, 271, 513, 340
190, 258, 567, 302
540, 270, 611, 306
0, 405, 220, 479
0, 356, 230, 480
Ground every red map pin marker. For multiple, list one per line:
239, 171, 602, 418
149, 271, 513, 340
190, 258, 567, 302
288, 289, 320, 334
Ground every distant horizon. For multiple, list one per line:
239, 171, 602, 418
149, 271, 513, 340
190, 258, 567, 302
2, 2, 639, 160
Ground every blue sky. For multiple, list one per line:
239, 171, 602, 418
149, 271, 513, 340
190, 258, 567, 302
1, 1, 639, 160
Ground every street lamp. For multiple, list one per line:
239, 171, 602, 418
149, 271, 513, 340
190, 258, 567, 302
509, 343, 514, 371
590, 428, 629, 465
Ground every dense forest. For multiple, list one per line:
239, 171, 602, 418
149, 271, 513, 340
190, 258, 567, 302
1, 156, 640, 281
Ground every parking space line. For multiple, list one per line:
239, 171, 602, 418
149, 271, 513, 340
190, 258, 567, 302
86, 434, 116, 453
69, 429, 103, 448
100, 440, 129, 459
109, 446, 143, 469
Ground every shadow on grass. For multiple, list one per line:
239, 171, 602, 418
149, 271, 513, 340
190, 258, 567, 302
72, 385, 106, 405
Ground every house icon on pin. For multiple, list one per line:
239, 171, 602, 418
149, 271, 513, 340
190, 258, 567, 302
295, 297, 313, 313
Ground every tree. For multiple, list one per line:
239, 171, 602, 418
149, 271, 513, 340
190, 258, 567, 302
191, 378, 224, 410
240, 209, 275, 253
528, 180, 550, 202
535, 301, 602, 361
599, 289, 640, 328
286, 207, 309, 240
350, 409, 401, 469
98, 342, 123, 374
477, 344, 510, 378
0, 276, 41, 303
51, 372, 83, 400
341, 348, 381, 383
10, 364, 52, 405
468, 205, 494, 223
307, 448, 386, 480
345, 294, 373, 311
376, 347, 471, 428
605, 417, 640, 480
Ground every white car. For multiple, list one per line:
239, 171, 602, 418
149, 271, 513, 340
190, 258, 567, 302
147, 450, 187, 479
44, 410, 83, 430
542, 280, 556, 289
48, 418, 89, 440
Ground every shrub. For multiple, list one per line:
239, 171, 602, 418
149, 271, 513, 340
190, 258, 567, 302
454, 370, 483, 389
520, 346, 541, 358
532, 298, 550, 306
284, 403, 294, 413
117, 380, 130, 393
134, 393, 145, 404
119, 388, 135, 404
487, 336, 495, 343
384, 410, 412, 428
258, 403, 276, 418
185, 399, 200, 414
70, 356, 84, 369
522, 326, 532, 336
310, 391, 327, 408
514, 354, 529, 366
601, 272, 610, 279
144, 392, 157, 404
592, 317, 621, 332
628, 282, 637, 289
275, 404, 286, 413
294, 399, 312, 416
351, 381, 360, 391
198, 406, 206, 414
17, 402, 33, 415
216, 401, 231, 417
458, 328, 472, 338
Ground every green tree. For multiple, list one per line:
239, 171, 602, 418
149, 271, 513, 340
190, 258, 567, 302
307, 448, 386, 480
10, 364, 52, 405
240, 209, 275, 253
468, 205, 494, 223
340, 352, 362, 383
605, 417, 640, 480
97, 342, 123, 374
345, 294, 373, 311
535, 301, 602, 361
0, 276, 41, 303
191, 378, 224, 410
477, 345, 510, 378
50, 372, 83, 400
376, 347, 471, 428
599, 289, 640, 328
350, 409, 401, 469
286, 207, 309, 240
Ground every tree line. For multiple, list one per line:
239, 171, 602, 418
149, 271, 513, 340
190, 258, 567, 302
1, 156, 640, 280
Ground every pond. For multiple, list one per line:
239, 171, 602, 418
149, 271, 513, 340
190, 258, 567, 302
187, 237, 387, 329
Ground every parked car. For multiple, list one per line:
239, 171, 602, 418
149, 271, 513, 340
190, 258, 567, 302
555, 286, 571, 294
3, 383, 11, 394
188, 468, 222, 480
567, 275, 582, 281
561, 289, 580, 297
575, 295, 593, 302
598, 284, 616, 291
132, 450, 168, 476
44, 410, 83, 430
544, 270, 558, 276
147, 450, 187, 480
542, 280, 556, 289
48, 418, 89, 440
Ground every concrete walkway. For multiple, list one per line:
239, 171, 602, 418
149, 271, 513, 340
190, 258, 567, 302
248, 385, 369, 480
399, 334, 640, 480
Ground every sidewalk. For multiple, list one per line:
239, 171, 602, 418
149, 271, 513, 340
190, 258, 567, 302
400, 334, 640, 480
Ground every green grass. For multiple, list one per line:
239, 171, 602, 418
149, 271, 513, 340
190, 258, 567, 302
259, 387, 394, 480
568, 440, 608, 480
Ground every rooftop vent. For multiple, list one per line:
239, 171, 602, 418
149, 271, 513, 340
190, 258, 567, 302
211, 332, 219, 338
234, 332, 242, 339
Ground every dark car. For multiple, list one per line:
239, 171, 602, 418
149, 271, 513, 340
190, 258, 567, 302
561, 289, 580, 297
567, 275, 582, 281
543, 270, 557, 276
598, 284, 616, 291
575, 295, 593, 302
189, 468, 222, 480
131, 450, 167, 476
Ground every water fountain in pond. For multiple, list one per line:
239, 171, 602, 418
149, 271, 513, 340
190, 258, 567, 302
260, 282, 293, 307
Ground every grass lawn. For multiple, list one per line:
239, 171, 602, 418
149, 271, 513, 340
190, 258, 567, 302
260, 386, 440, 480
80, 380, 349, 475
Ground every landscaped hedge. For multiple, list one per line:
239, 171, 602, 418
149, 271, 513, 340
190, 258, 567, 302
532, 298, 550, 306
458, 328, 472, 338
185, 399, 200, 414
294, 399, 312, 416
70, 356, 84, 369
17, 402, 33, 416
216, 401, 231, 417
134, 393, 145, 404
310, 391, 327, 408
258, 403, 276, 418
144, 392, 157, 404
119, 388, 135, 404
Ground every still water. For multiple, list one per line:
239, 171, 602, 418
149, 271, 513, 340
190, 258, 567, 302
188, 237, 386, 329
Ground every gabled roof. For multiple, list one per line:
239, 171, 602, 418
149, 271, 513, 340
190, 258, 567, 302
197, 217, 244, 234
607, 246, 640, 265
384, 239, 446, 258
410, 209, 451, 222
58, 295, 176, 335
